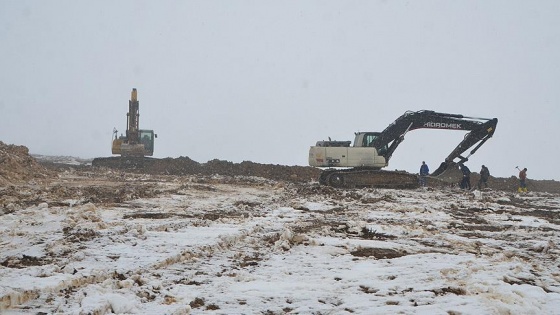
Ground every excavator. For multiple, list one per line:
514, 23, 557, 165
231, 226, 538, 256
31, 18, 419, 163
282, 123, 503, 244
111, 88, 157, 156
309, 110, 498, 188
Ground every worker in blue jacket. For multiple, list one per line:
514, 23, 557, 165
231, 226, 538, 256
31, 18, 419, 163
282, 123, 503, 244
419, 161, 429, 187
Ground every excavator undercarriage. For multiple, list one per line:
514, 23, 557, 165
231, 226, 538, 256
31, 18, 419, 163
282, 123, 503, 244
319, 168, 419, 189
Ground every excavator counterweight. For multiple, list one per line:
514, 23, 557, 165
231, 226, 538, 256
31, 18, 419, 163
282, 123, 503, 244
309, 110, 498, 188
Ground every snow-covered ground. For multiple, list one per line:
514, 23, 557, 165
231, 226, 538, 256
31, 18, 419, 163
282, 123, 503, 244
1, 172, 559, 314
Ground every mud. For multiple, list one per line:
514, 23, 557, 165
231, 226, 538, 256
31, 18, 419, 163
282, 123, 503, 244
350, 247, 408, 259
1, 255, 52, 269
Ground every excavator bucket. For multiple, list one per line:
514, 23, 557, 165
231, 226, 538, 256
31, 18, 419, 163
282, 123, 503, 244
431, 161, 456, 177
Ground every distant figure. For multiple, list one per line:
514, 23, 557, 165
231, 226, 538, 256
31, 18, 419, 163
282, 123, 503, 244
419, 161, 429, 187
518, 168, 528, 192
478, 165, 490, 189
459, 164, 471, 190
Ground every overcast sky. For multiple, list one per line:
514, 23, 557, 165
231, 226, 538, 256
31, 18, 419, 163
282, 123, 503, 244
1, 1, 559, 181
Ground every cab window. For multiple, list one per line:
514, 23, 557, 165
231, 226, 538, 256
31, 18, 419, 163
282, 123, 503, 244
363, 133, 388, 155
363, 134, 378, 147
140, 131, 153, 152
140, 131, 152, 141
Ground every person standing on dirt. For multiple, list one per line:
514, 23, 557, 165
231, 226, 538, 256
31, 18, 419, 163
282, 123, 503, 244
518, 167, 528, 192
478, 165, 490, 189
459, 164, 471, 190
419, 161, 429, 187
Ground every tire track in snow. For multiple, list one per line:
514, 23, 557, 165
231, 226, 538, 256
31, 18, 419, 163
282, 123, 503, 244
1, 180, 289, 313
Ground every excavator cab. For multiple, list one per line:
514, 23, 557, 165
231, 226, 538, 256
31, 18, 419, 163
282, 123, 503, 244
356, 132, 389, 155
139, 130, 155, 155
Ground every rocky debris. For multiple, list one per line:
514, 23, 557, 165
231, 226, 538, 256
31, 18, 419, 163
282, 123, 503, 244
0, 141, 52, 185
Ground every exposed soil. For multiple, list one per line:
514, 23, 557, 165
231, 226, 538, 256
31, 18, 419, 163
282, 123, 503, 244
2, 141, 560, 211
0, 141, 53, 185
91, 156, 320, 183
350, 247, 408, 259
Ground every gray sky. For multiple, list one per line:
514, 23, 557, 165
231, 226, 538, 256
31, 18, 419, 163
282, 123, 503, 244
1, 1, 559, 180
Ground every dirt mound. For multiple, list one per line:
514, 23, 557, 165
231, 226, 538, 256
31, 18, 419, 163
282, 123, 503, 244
92, 157, 321, 183
0, 141, 52, 185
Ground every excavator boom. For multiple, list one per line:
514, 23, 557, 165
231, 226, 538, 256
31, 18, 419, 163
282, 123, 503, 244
372, 110, 498, 176
126, 88, 140, 145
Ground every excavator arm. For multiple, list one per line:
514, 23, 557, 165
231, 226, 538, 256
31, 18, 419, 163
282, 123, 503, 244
371, 110, 498, 176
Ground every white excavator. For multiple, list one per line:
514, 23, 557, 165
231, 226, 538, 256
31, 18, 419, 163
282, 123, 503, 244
309, 110, 498, 188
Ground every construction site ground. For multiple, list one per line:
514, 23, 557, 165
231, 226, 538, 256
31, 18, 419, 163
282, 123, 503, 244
1, 141, 560, 314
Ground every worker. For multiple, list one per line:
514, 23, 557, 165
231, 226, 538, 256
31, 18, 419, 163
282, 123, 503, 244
459, 164, 471, 190
478, 165, 490, 189
518, 168, 528, 192
419, 161, 429, 187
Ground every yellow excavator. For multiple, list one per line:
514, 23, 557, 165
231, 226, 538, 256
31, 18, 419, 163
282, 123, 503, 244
111, 88, 157, 156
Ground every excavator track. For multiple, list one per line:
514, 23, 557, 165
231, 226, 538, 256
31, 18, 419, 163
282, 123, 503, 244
319, 168, 419, 189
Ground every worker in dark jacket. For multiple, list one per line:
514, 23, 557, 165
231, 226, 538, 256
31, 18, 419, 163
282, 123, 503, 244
478, 165, 490, 189
459, 164, 471, 190
419, 161, 429, 187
